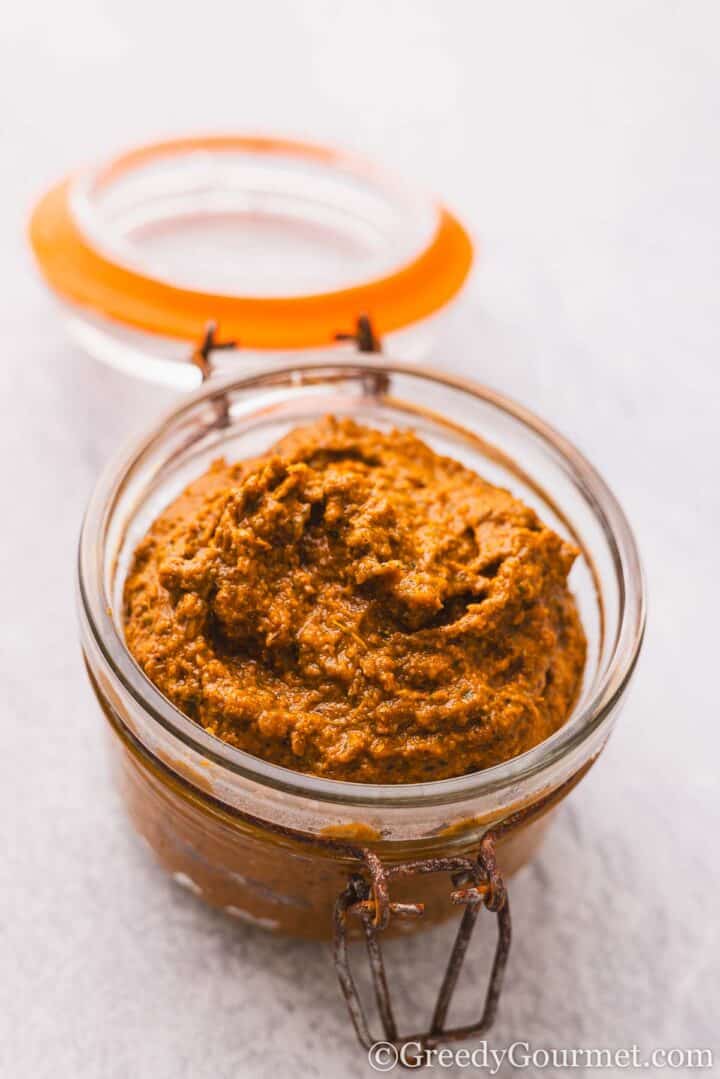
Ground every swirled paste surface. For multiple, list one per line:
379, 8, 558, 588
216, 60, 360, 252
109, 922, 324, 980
124, 418, 586, 782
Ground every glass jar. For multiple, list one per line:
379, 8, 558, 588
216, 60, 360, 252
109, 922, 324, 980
78, 360, 644, 948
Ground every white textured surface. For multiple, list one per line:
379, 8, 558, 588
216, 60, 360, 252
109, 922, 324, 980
2, 3, 719, 1076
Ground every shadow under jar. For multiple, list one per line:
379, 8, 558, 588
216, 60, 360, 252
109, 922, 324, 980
79, 360, 644, 1043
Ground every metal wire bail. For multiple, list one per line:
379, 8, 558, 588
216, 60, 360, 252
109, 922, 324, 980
333, 833, 512, 1056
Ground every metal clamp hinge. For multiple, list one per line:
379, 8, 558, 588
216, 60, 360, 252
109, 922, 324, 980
333, 833, 511, 1058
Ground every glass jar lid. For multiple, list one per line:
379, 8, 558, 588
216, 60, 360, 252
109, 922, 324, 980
29, 134, 473, 368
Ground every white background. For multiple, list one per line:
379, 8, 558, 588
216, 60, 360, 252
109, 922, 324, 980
2, 2, 719, 1076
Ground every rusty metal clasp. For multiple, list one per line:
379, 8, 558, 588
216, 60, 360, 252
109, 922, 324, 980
190, 321, 237, 381
333, 833, 511, 1056
334, 313, 382, 353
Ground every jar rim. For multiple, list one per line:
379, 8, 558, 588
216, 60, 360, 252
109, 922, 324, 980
79, 359, 645, 808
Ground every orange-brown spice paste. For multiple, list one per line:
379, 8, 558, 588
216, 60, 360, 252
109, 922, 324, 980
124, 418, 586, 783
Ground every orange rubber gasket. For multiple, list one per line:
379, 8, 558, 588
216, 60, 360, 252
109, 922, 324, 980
29, 136, 474, 350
